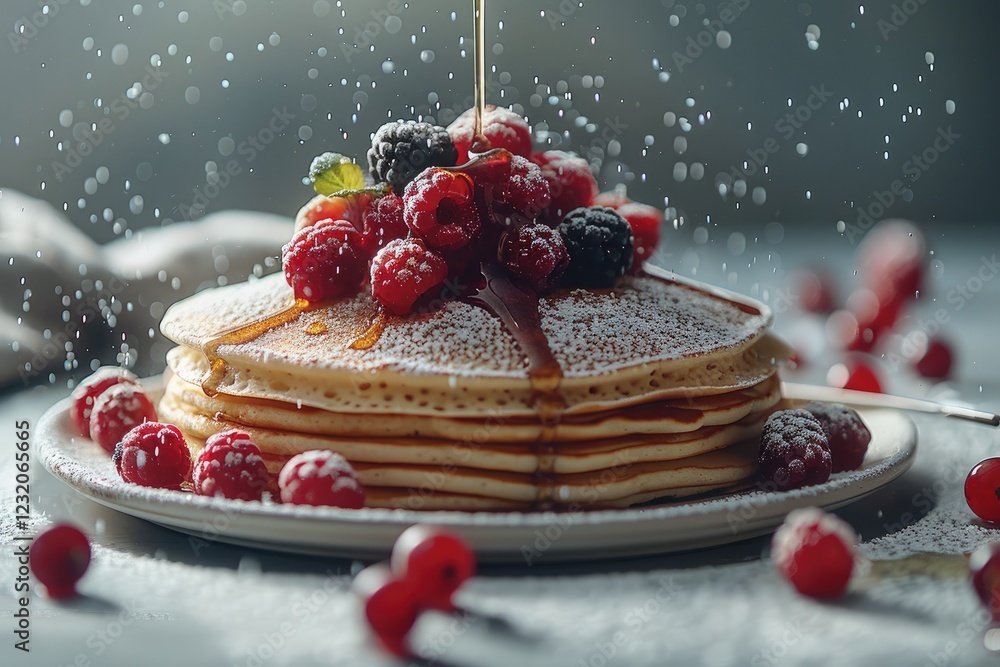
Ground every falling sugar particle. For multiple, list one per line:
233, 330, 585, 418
269, 32, 280, 46
420, 50, 435, 63
925, 51, 934, 65
752, 186, 767, 205
129, 195, 144, 214
945, 100, 956, 114
177, 11, 188, 23
185, 86, 201, 104
796, 142, 809, 156
385, 15, 402, 34
158, 133, 170, 145
83, 37, 94, 51
59, 110, 73, 128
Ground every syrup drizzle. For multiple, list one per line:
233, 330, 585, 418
472, 0, 488, 152
349, 309, 387, 350
200, 298, 308, 397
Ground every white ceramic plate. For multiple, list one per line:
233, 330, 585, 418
36, 383, 917, 563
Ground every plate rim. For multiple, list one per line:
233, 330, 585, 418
35, 382, 918, 562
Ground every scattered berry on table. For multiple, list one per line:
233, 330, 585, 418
368, 121, 458, 195
532, 150, 598, 222
965, 458, 1000, 524
447, 105, 533, 165
557, 206, 633, 288
970, 543, 1000, 620
113, 421, 192, 490
758, 409, 832, 490
827, 359, 884, 394
370, 237, 450, 316
70, 367, 138, 437
278, 450, 365, 508
282, 218, 368, 302
353, 563, 421, 657
402, 168, 480, 250
910, 336, 954, 379
803, 402, 871, 473
192, 430, 270, 501
29, 524, 91, 599
772, 507, 858, 599
499, 223, 569, 292
88, 383, 157, 454
390, 525, 477, 612
790, 267, 836, 314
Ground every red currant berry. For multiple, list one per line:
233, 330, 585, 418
353, 563, 420, 657
772, 507, 858, 599
277, 450, 365, 508
499, 223, 570, 292
390, 525, 476, 612
282, 218, 368, 302
827, 359, 883, 394
112, 422, 192, 490
857, 219, 925, 320
531, 150, 598, 222
192, 430, 270, 501
69, 367, 139, 437
370, 237, 450, 316
791, 267, 836, 314
88, 383, 158, 454
966, 459, 1000, 524
402, 168, 480, 251
361, 193, 409, 253
970, 543, 1000, 618
911, 337, 954, 379
447, 105, 533, 165
29, 524, 91, 599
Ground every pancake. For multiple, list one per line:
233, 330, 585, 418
158, 265, 788, 510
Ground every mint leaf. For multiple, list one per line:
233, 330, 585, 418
308, 152, 364, 196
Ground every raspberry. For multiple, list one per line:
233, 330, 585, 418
616, 202, 663, 270
965, 458, 1000, 524
447, 105, 533, 165
390, 525, 476, 612
361, 193, 409, 253
499, 223, 569, 292
857, 220, 925, 321
370, 238, 450, 315
497, 155, 551, 217
557, 206, 633, 288
278, 450, 365, 508
282, 218, 368, 302
112, 421, 192, 490
803, 402, 871, 472
192, 430, 270, 501
29, 524, 91, 599
531, 150, 598, 222
294, 192, 374, 234
593, 190, 632, 209
402, 168, 480, 250
88, 383, 158, 454
772, 507, 858, 598
758, 409, 831, 490
70, 367, 138, 437
368, 121, 458, 195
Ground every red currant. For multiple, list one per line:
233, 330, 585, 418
827, 359, 883, 394
69, 367, 138, 437
791, 267, 836, 314
912, 337, 954, 379
277, 450, 365, 508
971, 543, 1000, 619
966, 459, 1000, 524
390, 525, 476, 611
772, 507, 857, 599
352, 563, 420, 657
29, 524, 91, 599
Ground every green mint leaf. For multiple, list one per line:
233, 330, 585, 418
309, 152, 364, 196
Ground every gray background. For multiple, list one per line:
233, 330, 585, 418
0, 0, 995, 248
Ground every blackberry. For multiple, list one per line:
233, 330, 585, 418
368, 121, 458, 195
557, 207, 633, 288
759, 409, 831, 491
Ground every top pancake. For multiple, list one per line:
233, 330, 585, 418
160, 267, 779, 414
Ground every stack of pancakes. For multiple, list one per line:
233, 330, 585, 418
158, 267, 787, 510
